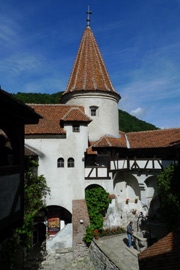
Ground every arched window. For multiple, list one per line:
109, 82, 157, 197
68, 158, 74, 168
57, 158, 64, 168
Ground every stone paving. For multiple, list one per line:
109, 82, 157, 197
92, 233, 139, 270
23, 247, 95, 270
23, 234, 139, 270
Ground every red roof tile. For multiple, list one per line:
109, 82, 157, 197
63, 26, 120, 98
127, 128, 180, 149
25, 104, 88, 135
88, 129, 180, 150
91, 131, 127, 148
139, 229, 180, 270
86, 146, 97, 155
61, 107, 92, 123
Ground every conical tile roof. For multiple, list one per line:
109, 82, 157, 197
63, 26, 119, 97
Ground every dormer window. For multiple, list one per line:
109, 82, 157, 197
73, 124, 80, 132
90, 106, 98, 117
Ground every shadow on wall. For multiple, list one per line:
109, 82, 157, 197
113, 172, 140, 201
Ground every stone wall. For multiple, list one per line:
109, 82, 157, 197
72, 200, 90, 259
89, 241, 119, 270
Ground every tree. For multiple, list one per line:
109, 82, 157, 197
157, 164, 180, 231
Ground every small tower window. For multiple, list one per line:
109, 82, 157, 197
73, 124, 80, 132
57, 158, 64, 168
90, 106, 98, 116
91, 109, 96, 116
68, 158, 74, 168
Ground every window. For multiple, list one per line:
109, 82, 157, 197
57, 158, 64, 168
68, 158, 74, 168
91, 109, 96, 116
73, 124, 80, 132
90, 106, 98, 117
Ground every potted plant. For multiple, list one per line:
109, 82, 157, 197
132, 209, 136, 215
126, 198, 129, 204
108, 194, 116, 200
135, 198, 138, 203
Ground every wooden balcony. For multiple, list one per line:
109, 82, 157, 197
109, 158, 175, 173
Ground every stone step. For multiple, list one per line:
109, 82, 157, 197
55, 247, 73, 254
126, 247, 140, 257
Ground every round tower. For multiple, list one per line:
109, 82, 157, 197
60, 13, 120, 141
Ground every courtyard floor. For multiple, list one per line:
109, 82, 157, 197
23, 233, 139, 270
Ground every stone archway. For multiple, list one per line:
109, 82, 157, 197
85, 183, 105, 191
113, 172, 140, 203
47, 205, 72, 236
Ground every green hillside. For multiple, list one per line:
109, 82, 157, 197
13, 92, 63, 104
119, 109, 157, 133
13, 91, 158, 132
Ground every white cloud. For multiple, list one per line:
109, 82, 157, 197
0, 16, 21, 48
0, 53, 44, 76
130, 107, 146, 118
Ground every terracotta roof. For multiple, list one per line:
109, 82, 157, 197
24, 146, 38, 156
138, 228, 180, 270
63, 26, 120, 97
25, 104, 88, 135
86, 146, 97, 155
61, 107, 92, 123
91, 131, 127, 148
88, 129, 180, 150
127, 128, 180, 149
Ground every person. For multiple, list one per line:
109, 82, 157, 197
127, 221, 134, 248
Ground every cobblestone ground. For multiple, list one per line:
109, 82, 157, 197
40, 255, 95, 270
23, 247, 95, 270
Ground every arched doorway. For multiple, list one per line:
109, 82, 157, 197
47, 205, 72, 236
85, 184, 105, 191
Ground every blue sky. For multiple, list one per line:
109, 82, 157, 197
1, 0, 180, 129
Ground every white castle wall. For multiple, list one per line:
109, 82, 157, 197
25, 123, 88, 214
62, 91, 120, 141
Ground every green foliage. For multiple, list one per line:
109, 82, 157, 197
84, 187, 111, 244
119, 109, 158, 132
13, 91, 158, 132
83, 226, 126, 244
85, 187, 111, 230
157, 164, 180, 231
15, 158, 50, 248
13, 91, 63, 104
83, 227, 99, 244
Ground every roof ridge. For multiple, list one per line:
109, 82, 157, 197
61, 107, 91, 121
26, 104, 84, 107
91, 135, 106, 147
92, 135, 111, 147
104, 136, 112, 147
127, 127, 180, 134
